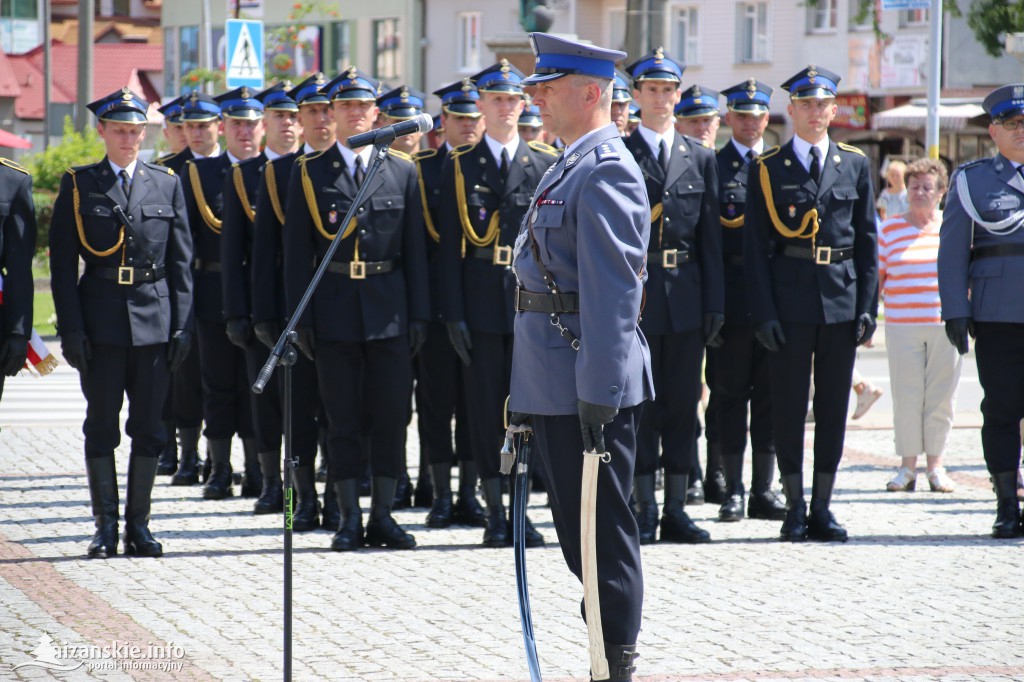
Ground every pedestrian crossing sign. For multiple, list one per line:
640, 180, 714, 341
225, 19, 264, 89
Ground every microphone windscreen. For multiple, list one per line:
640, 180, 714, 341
414, 112, 434, 133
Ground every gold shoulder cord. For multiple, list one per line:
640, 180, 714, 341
300, 156, 357, 242
71, 170, 124, 257
758, 160, 818, 241
415, 159, 440, 243
232, 164, 255, 223
264, 161, 286, 225
188, 162, 223, 234
453, 153, 499, 254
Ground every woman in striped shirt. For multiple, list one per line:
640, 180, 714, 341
879, 158, 962, 493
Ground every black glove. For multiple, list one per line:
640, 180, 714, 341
446, 321, 472, 367
409, 321, 427, 357
225, 317, 252, 349
0, 333, 28, 376
855, 313, 877, 347
253, 320, 282, 351
753, 320, 786, 352
704, 313, 725, 348
579, 399, 618, 453
945, 317, 974, 355
61, 330, 91, 375
167, 330, 192, 372
295, 326, 316, 361
509, 411, 531, 427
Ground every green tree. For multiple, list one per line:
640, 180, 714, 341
968, 0, 1024, 57
23, 116, 104, 193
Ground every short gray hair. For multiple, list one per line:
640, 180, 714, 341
571, 75, 613, 108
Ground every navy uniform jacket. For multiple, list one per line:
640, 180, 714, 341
0, 161, 36, 342
182, 155, 233, 323
510, 124, 655, 416
624, 130, 723, 335
437, 138, 558, 334
938, 154, 1024, 323
220, 153, 266, 321
717, 141, 756, 322
743, 139, 877, 325
251, 150, 299, 325
154, 147, 195, 175
282, 144, 429, 342
412, 144, 449, 322
50, 158, 193, 346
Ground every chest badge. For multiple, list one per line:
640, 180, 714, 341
727, 204, 736, 217
329, 210, 338, 224
478, 207, 488, 222
788, 205, 796, 218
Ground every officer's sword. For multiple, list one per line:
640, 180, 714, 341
581, 447, 610, 680
500, 417, 541, 682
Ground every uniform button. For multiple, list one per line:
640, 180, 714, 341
664, 191, 670, 197
664, 217, 671, 223
386, 200, 392, 206
360, 229, 367, 236
358, 207, 364, 213
127, 257, 134, 264
128, 215, 134, 221
688, 184, 693, 190
127, 236, 134, 242
610, 385, 619, 393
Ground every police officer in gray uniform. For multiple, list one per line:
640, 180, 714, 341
50, 89, 193, 558
0, 157, 36, 402
938, 84, 1024, 538
512, 32, 654, 681
744, 67, 877, 542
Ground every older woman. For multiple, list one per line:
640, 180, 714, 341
879, 158, 962, 493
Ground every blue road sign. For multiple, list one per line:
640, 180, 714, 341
225, 19, 264, 89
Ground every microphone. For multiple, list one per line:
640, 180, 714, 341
347, 113, 433, 149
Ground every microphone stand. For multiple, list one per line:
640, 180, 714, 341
252, 142, 393, 682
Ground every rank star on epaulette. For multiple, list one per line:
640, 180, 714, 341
565, 152, 582, 168
595, 144, 620, 161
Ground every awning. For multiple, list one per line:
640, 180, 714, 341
871, 101, 986, 131
0, 129, 31, 149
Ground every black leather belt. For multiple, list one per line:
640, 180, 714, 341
776, 243, 854, 264
725, 254, 745, 267
971, 244, 1024, 260
87, 264, 165, 285
514, 288, 579, 314
469, 245, 514, 266
193, 258, 222, 272
324, 257, 398, 279
647, 248, 693, 268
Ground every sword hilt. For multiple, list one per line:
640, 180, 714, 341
499, 428, 517, 476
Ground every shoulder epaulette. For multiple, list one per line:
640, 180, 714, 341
387, 148, 413, 162
0, 158, 28, 174
450, 143, 477, 158
837, 142, 865, 156
527, 140, 559, 157
956, 158, 986, 173
145, 161, 174, 175
594, 141, 620, 162
756, 146, 781, 163
412, 148, 438, 161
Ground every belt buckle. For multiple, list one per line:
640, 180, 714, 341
493, 245, 513, 266
814, 246, 832, 265
514, 287, 522, 312
349, 261, 366, 279
662, 249, 678, 269
117, 266, 134, 285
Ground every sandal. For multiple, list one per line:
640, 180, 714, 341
927, 467, 955, 493
886, 466, 916, 492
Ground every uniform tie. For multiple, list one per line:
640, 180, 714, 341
658, 139, 669, 173
354, 157, 365, 186
119, 169, 131, 201
500, 149, 510, 182
808, 146, 821, 185
745, 149, 755, 165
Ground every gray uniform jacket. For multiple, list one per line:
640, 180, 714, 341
938, 154, 1024, 324
509, 123, 655, 416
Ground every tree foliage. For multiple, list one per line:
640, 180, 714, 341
23, 117, 104, 193
968, 0, 1024, 57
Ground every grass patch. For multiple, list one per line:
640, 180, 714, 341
32, 260, 56, 337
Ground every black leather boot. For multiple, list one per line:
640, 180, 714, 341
597, 642, 638, 682
392, 470, 413, 510
453, 461, 487, 527
807, 472, 848, 542
747, 450, 787, 520
632, 474, 658, 545
481, 477, 509, 547
202, 438, 234, 500
426, 462, 453, 528
316, 427, 329, 482
779, 473, 807, 542
702, 442, 727, 505
170, 426, 200, 486
240, 438, 262, 498
718, 452, 745, 522
510, 475, 545, 548
414, 451, 433, 508
253, 451, 283, 515
365, 477, 416, 549
85, 456, 119, 559
992, 471, 1022, 539
321, 467, 340, 531
124, 456, 163, 557
660, 474, 711, 543
292, 464, 321, 532
330, 478, 364, 551
156, 421, 178, 475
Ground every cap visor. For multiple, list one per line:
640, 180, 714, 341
521, 72, 566, 86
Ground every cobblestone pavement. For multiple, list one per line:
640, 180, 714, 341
0, 353, 1022, 682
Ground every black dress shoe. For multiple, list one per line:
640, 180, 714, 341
240, 471, 262, 498
993, 471, 1022, 539
124, 526, 163, 557
156, 446, 177, 476
170, 451, 199, 486
718, 494, 744, 522
320, 495, 341, 531
660, 508, 711, 544
253, 482, 283, 515
807, 506, 848, 542
779, 504, 808, 542
452, 495, 487, 527
426, 495, 453, 528
634, 500, 659, 545
748, 489, 787, 520
292, 497, 321, 532
392, 474, 413, 510
365, 513, 416, 549
414, 480, 434, 508
686, 478, 705, 505
330, 517, 364, 551
88, 526, 118, 559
